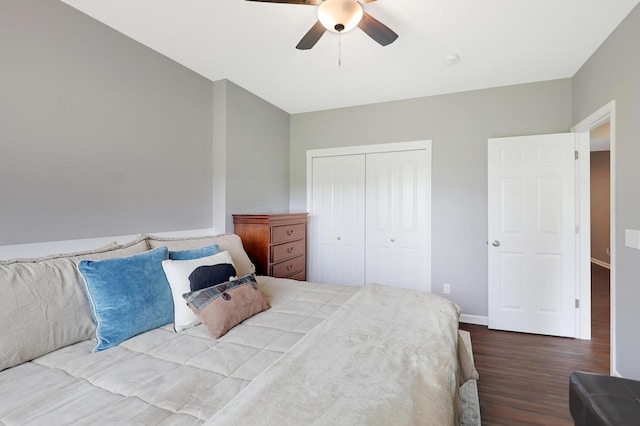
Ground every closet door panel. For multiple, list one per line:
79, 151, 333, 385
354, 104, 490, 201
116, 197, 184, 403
366, 245, 395, 288
365, 150, 428, 291
311, 155, 365, 286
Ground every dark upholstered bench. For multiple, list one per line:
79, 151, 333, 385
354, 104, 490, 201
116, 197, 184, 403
569, 371, 640, 425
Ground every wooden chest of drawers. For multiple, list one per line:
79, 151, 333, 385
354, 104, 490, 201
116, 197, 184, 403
232, 213, 308, 280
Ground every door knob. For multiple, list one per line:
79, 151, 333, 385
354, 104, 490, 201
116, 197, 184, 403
491, 240, 501, 247
337, 236, 341, 241
390, 238, 396, 242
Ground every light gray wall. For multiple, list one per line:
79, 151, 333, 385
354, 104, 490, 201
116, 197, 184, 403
212, 80, 228, 234
573, 3, 640, 379
0, 0, 213, 245
213, 80, 291, 232
290, 80, 573, 317
590, 151, 610, 265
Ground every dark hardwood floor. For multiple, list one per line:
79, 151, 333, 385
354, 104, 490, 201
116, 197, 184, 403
460, 264, 610, 425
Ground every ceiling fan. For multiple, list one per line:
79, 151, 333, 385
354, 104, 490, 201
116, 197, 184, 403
246, 0, 398, 50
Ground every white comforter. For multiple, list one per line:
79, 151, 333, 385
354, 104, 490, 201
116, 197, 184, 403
0, 277, 358, 425
0, 279, 461, 425
209, 284, 461, 426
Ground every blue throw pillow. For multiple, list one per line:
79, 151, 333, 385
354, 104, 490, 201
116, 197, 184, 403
78, 246, 174, 352
168, 243, 220, 260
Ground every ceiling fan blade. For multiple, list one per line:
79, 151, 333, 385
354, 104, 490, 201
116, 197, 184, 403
357, 11, 398, 46
296, 20, 326, 50
245, 0, 321, 5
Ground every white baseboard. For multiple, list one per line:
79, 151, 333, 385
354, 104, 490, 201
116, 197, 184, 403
591, 258, 611, 269
0, 228, 216, 260
459, 314, 488, 326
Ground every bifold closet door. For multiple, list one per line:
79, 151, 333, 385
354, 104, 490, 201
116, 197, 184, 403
365, 150, 429, 291
310, 155, 366, 286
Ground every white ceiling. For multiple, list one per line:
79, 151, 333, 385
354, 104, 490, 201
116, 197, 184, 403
59, 0, 640, 114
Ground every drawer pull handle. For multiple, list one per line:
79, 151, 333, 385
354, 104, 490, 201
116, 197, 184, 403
287, 247, 294, 253
286, 229, 294, 236
287, 264, 294, 271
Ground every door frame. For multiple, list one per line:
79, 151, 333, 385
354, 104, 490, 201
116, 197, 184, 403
571, 100, 616, 375
306, 140, 432, 289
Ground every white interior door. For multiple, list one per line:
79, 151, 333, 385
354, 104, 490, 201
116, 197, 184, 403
365, 150, 429, 291
488, 134, 577, 337
310, 155, 366, 285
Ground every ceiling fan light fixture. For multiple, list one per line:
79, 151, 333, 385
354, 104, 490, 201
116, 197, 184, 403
317, 0, 363, 33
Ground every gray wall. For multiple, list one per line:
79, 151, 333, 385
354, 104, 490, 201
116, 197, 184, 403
573, 3, 640, 379
225, 81, 291, 232
0, 1, 291, 245
590, 151, 610, 265
290, 80, 573, 317
212, 80, 229, 234
212, 80, 291, 233
0, 0, 213, 244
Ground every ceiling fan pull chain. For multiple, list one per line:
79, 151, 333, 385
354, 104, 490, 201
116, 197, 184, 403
338, 32, 342, 67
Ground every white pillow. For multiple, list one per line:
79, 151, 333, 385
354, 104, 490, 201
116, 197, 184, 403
161, 251, 236, 332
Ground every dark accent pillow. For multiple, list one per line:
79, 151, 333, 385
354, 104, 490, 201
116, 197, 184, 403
188, 263, 237, 292
183, 274, 269, 339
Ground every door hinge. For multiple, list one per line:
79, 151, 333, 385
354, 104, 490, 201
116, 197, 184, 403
575, 225, 580, 234
575, 299, 580, 309
575, 150, 579, 160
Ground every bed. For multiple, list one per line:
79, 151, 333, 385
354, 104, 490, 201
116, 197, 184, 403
0, 233, 480, 425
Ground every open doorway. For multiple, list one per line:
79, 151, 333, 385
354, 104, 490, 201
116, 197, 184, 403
589, 121, 611, 371
589, 123, 611, 270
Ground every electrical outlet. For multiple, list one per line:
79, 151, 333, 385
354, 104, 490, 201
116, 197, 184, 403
443, 283, 451, 294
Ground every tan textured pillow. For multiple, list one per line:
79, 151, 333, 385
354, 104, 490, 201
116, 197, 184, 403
146, 233, 255, 276
0, 237, 149, 371
0, 241, 117, 264
183, 274, 269, 339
